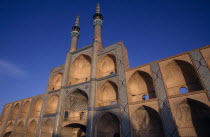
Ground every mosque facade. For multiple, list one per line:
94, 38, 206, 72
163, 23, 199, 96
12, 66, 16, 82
0, 4, 210, 137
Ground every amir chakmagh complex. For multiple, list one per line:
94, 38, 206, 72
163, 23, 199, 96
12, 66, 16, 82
0, 4, 210, 137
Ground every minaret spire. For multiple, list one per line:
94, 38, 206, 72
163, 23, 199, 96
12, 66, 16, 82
70, 16, 80, 52
93, 3, 103, 44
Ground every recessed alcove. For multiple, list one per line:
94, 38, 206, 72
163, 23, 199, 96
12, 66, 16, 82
9, 103, 20, 121
25, 120, 37, 137
13, 121, 24, 137
44, 95, 59, 115
48, 73, 63, 91
69, 54, 91, 85
19, 101, 30, 119
40, 119, 54, 137
30, 98, 43, 117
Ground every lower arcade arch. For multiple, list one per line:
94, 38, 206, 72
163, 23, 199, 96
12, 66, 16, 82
25, 120, 37, 137
13, 121, 24, 137
175, 98, 210, 137
61, 123, 86, 137
3, 122, 13, 137
96, 112, 121, 137
40, 119, 54, 137
132, 106, 164, 137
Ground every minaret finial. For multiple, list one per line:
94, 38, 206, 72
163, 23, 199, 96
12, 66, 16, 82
96, 3, 100, 13
75, 16, 80, 26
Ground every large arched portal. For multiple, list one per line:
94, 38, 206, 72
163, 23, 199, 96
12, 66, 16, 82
48, 73, 63, 91
69, 54, 91, 85
61, 123, 86, 137
96, 112, 121, 137
175, 98, 210, 137
40, 119, 54, 137
44, 95, 59, 115
13, 121, 24, 137
132, 105, 164, 137
96, 81, 118, 107
97, 54, 117, 78
163, 60, 203, 95
19, 101, 30, 118
30, 98, 43, 117
64, 89, 88, 121
127, 70, 156, 102
25, 120, 38, 137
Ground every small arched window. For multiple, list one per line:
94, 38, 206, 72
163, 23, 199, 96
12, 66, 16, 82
179, 87, 188, 94
64, 111, 69, 121
110, 72, 114, 75
80, 112, 85, 120
142, 94, 149, 100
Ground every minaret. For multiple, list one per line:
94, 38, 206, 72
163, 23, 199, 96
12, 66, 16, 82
70, 16, 80, 52
93, 3, 103, 43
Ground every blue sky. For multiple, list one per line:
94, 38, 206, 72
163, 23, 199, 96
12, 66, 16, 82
0, 0, 210, 113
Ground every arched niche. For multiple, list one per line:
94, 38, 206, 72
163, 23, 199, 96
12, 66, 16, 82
96, 112, 120, 137
48, 73, 63, 91
44, 95, 59, 115
61, 123, 86, 137
97, 54, 117, 78
64, 89, 88, 121
9, 103, 20, 120
3, 122, 13, 137
127, 70, 156, 102
25, 120, 37, 137
1, 105, 10, 121
30, 98, 43, 117
96, 81, 118, 107
132, 105, 164, 137
19, 101, 30, 119
175, 98, 210, 137
164, 60, 203, 94
13, 121, 24, 137
69, 54, 91, 85
40, 119, 54, 137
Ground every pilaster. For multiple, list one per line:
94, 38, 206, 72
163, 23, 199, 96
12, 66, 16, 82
150, 63, 179, 137
190, 50, 210, 99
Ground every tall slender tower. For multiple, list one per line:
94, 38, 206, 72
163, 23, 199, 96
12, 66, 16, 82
93, 3, 103, 43
70, 16, 80, 52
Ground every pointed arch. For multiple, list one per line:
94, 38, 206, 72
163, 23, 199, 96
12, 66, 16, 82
96, 112, 121, 137
97, 54, 117, 78
64, 89, 88, 121
3, 122, 13, 137
1, 105, 11, 121
25, 120, 37, 137
44, 95, 59, 115
48, 72, 63, 91
61, 123, 86, 137
13, 121, 24, 137
96, 81, 118, 107
19, 101, 30, 118
69, 54, 91, 85
164, 60, 203, 94
30, 98, 43, 117
132, 105, 164, 137
40, 119, 54, 137
127, 70, 156, 102
9, 103, 20, 120
175, 98, 210, 137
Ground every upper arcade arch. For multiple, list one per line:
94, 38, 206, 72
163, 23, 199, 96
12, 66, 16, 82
48, 72, 63, 91
9, 103, 20, 121
44, 95, 59, 115
127, 70, 156, 102
19, 101, 30, 119
69, 54, 91, 85
96, 81, 118, 107
163, 59, 203, 95
1, 105, 11, 121
30, 98, 43, 117
97, 54, 117, 78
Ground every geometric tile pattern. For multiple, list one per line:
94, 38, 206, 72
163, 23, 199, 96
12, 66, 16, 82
116, 43, 131, 137
190, 50, 210, 99
151, 63, 179, 137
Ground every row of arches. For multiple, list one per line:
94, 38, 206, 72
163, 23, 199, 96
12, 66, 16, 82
48, 54, 117, 91
3, 119, 54, 137
127, 59, 203, 102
